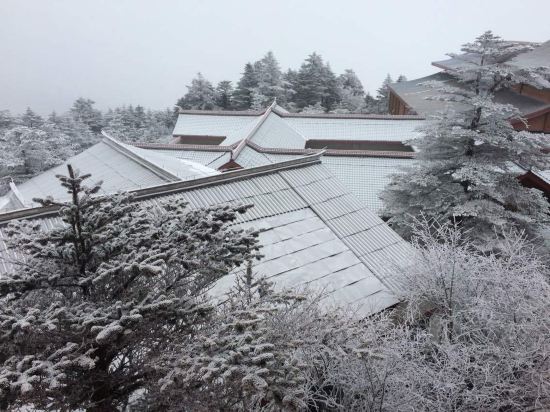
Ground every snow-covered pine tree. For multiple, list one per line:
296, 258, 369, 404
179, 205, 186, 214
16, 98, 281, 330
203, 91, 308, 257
294, 53, 341, 112
216, 80, 234, 110
0, 166, 260, 410
332, 69, 366, 113
374, 74, 393, 114
364, 92, 378, 114
232, 63, 259, 110
254, 51, 285, 107
154, 263, 317, 411
20, 107, 43, 128
0, 110, 14, 131
381, 31, 550, 245
70, 98, 104, 133
338, 69, 365, 97
176, 72, 217, 110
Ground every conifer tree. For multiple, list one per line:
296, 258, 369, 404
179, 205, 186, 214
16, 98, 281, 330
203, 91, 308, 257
20, 107, 43, 128
176, 72, 217, 110
232, 63, 258, 110
381, 31, 550, 245
216, 80, 234, 109
254, 51, 285, 106
375, 74, 393, 114
70, 98, 104, 132
294, 53, 341, 112
0, 166, 260, 410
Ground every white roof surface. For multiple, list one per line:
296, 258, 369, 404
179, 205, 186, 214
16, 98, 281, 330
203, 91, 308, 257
0, 157, 412, 316
0, 136, 218, 211
174, 109, 425, 147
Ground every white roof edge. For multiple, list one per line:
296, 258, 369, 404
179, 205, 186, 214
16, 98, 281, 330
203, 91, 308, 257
101, 131, 182, 183
0, 152, 324, 222
231, 100, 278, 160
8, 182, 25, 208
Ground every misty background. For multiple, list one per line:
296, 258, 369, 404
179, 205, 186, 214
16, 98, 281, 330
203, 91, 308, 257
1, 0, 549, 114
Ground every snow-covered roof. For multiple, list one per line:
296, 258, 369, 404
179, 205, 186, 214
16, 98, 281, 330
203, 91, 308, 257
509, 40, 550, 70
0, 135, 218, 211
390, 72, 549, 117
174, 105, 425, 148
430, 40, 543, 72
0, 154, 413, 316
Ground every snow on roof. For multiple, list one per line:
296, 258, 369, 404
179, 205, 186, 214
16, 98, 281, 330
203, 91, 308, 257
174, 106, 425, 147
232, 144, 412, 213
0, 155, 413, 316
172, 111, 262, 146
509, 40, 550, 70
390, 72, 549, 117
0, 135, 218, 212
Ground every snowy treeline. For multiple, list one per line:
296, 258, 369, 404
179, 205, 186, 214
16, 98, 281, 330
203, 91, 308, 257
176, 51, 406, 114
0, 170, 548, 411
0, 99, 176, 192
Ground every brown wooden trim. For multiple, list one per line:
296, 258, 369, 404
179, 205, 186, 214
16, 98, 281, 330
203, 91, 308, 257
172, 135, 227, 145
305, 139, 414, 152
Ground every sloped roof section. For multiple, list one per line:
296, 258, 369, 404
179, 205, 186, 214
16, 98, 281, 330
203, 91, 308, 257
172, 111, 262, 146
248, 112, 307, 149
285, 116, 424, 142
0, 136, 219, 211
509, 40, 550, 70
232, 144, 412, 212
390, 72, 549, 117
0, 156, 413, 316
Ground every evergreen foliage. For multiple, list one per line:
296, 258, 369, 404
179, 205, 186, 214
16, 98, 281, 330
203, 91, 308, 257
381, 31, 550, 245
176, 72, 217, 110
175, 51, 395, 114
0, 167, 260, 410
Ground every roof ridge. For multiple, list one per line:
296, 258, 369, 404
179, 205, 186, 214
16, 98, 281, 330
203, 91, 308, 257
130, 142, 233, 152
231, 100, 277, 160
0, 152, 323, 223
101, 132, 182, 182
246, 141, 415, 159
178, 108, 265, 116
177, 107, 425, 120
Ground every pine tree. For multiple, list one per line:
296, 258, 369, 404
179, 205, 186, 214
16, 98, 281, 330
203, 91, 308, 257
254, 51, 285, 106
364, 92, 378, 113
338, 69, 365, 96
381, 31, 550, 245
70, 98, 103, 132
215, 80, 234, 109
375, 74, 393, 114
282, 69, 299, 111
232, 63, 258, 110
20, 107, 43, 128
0, 110, 14, 131
177, 73, 217, 110
294, 53, 341, 112
396, 74, 407, 83
0, 167, 260, 410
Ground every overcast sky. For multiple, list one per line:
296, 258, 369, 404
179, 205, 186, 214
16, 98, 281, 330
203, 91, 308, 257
1, 0, 549, 115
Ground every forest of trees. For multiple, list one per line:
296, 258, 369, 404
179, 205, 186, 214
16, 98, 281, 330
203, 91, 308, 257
176, 51, 406, 114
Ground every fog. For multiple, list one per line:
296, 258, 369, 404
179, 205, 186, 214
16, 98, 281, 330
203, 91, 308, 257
1, 0, 549, 114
